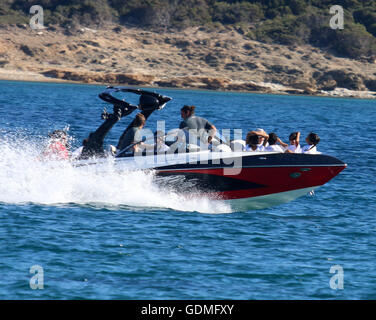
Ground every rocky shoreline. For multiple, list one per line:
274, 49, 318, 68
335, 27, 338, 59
1, 24, 375, 99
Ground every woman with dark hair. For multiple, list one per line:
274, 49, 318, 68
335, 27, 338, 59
301, 132, 320, 154
285, 131, 301, 153
179, 105, 217, 144
264, 132, 285, 153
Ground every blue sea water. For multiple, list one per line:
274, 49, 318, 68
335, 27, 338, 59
0, 80, 375, 300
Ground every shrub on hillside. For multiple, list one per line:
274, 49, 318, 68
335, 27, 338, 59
2, 0, 376, 59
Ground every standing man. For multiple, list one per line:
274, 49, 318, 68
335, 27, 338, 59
179, 105, 217, 145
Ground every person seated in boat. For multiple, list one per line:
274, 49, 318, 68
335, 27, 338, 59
116, 94, 165, 157
43, 130, 70, 161
179, 105, 217, 145
285, 131, 302, 153
245, 129, 269, 151
254, 128, 269, 149
78, 93, 164, 159
244, 134, 260, 152
301, 132, 320, 154
116, 113, 146, 155
264, 133, 286, 153
154, 130, 170, 153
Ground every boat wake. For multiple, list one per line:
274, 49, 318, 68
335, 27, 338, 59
0, 134, 231, 214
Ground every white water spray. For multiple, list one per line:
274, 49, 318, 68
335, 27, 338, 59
0, 134, 231, 214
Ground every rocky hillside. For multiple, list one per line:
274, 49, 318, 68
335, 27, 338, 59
0, 24, 375, 98
3, 0, 376, 59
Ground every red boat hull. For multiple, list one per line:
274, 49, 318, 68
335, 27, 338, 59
159, 165, 345, 200
155, 153, 346, 208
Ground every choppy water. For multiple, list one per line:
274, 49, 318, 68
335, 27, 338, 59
0, 80, 375, 299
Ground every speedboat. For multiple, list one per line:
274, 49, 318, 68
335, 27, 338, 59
73, 87, 347, 210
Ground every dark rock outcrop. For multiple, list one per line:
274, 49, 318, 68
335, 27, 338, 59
316, 69, 366, 91
364, 79, 376, 91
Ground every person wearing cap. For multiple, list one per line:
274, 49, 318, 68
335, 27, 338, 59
179, 105, 217, 145
252, 128, 270, 150
43, 130, 70, 160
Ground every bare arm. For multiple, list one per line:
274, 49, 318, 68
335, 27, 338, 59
250, 130, 269, 139
296, 132, 301, 146
277, 137, 288, 148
